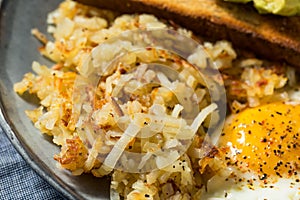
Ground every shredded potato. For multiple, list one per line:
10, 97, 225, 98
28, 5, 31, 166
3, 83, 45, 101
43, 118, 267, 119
14, 0, 295, 199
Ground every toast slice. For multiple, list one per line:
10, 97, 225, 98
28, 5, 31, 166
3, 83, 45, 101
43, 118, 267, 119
75, 0, 300, 68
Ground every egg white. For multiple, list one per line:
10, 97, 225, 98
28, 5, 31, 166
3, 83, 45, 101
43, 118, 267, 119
200, 166, 299, 200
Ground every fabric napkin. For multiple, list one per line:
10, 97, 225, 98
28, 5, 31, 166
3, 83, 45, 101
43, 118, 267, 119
0, 126, 65, 200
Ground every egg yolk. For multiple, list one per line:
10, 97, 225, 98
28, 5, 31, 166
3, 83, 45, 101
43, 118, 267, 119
220, 102, 300, 181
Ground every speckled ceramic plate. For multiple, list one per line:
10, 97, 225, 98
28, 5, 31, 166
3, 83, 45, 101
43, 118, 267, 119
0, 0, 110, 199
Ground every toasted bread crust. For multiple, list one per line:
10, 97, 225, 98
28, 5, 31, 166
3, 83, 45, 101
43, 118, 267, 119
76, 0, 300, 68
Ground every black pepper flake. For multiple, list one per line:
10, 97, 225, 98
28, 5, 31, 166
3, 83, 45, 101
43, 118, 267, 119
259, 173, 268, 180
296, 179, 299, 182
261, 138, 267, 143
280, 134, 287, 140
145, 194, 150, 198
276, 172, 282, 177
276, 111, 282, 115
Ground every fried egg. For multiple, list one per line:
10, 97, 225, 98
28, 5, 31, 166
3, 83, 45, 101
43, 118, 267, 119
201, 101, 300, 200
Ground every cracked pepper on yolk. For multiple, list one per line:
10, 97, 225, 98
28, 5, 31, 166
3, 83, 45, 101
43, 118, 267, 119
219, 102, 300, 181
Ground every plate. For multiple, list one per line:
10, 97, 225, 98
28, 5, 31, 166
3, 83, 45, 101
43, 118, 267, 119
0, 0, 110, 199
